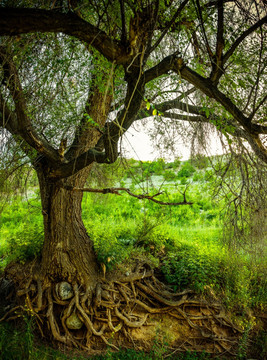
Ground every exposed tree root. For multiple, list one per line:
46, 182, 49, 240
0, 262, 243, 356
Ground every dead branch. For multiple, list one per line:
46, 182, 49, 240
66, 186, 193, 206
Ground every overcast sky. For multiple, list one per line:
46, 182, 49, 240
121, 123, 225, 162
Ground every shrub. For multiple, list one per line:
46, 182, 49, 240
177, 162, 196, 178
162, 245, 221, 292
163, 170, 177, 181
2, 223, 43, 264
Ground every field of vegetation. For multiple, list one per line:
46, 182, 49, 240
0, 156, 266, 359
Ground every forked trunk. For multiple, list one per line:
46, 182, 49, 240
36, 79, 113, 287
37, 167, 99, 286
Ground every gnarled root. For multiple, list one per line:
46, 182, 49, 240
0, 262, 243, 355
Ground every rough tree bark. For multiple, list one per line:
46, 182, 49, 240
37, 168, 100, 286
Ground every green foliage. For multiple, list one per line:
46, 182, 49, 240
177, 162, 196, 178
0, 195, 43, 268
4, 223, 43, 263
0, 317, 33, 360
162, 242, 223, 292
163, 169, 177, 181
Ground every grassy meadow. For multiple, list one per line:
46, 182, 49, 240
0, 156, 266, 359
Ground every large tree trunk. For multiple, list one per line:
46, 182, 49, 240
37, 167, 100, 287
35, 76, 113, 286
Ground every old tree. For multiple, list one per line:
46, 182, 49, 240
0, 0, 266, 354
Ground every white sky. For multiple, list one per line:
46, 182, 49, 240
121, 123, 225, 162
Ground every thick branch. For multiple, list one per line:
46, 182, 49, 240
0, 47, 59, 162
144, 54, 267, 162
48, 148, 109, 179
215, 0, 224, 60
0, 8, 128, 64
119, 0, 126, 44
67, 187, 193, 206
144, 52, 180, 83
0, 94, 40, 161
210, 0, 224, 82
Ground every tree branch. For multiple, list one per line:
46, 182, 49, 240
66, 187, 193, 206
0, 46, 60, 162
194, 0, 213, 59
148, 0, 189, 54
215, 0, 224, 59
0, 94, 41, 162
119, 0, 126, 44
223, 15, 267, 65
136, 97, 204, 120
144, 52, 180, 84
0, 8, 128, 64
48, 148, 109, 179
210, 0, 224, 82
0, 93, 18, 133
96, 68, 146, 152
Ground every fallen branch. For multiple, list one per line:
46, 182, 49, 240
65, 186, 193, 206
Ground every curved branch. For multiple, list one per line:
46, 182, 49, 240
144, 52, 179, 84
0, 46, 59, 162
0, 93, 18, 133
223, 15, 267, 65
0, 7, 128, 64
48, 148, 109, 179
96, 70, 146, 151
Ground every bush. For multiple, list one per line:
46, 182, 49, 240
1, 223, 43, 266
163, 170, 177, 181
162, 244, 221, 292
177, 162, 196, 178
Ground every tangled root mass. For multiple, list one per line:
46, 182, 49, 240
0, 262, 242, 356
